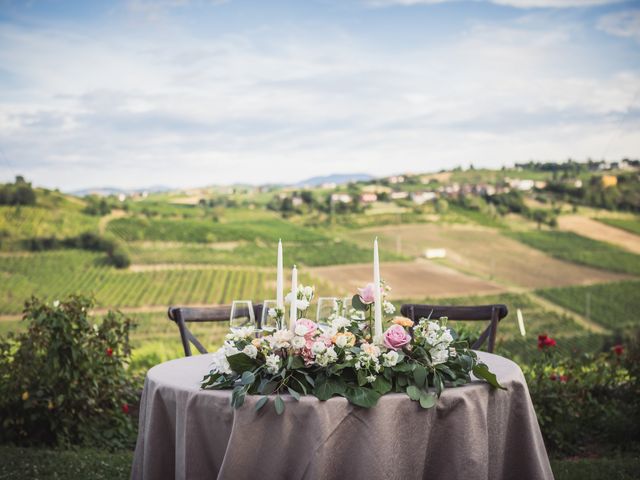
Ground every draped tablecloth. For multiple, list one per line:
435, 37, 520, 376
131, 351, 553, 480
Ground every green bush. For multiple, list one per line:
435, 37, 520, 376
0, 296, 139, 449
524, 331, 640, 455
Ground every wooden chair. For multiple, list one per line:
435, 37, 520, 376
399, 304, 508, 353
168, 304, 264, 357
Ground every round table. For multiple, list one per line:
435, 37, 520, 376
131, 352, 553, 480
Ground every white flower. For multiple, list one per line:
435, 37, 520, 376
383, 301, 396, 315
297, 299, 310, 311
331, 316, 351, 330
270, 329, 293, 349
210, 348, 232, 375
226, 326, 255, 341
291, 336, 306, 349
382, 350, 400, 367
366, 375, 376, 383
430, 346, 449, 365
223, 343, 240, 356
268, 308, 277, 318
315, 346, 338, 367
441, 329, 454, 345
449, 347, 457, 358
242, 344, 258, 359
304, 285, 314, 298
285, 292, 294, 304
345, 353, 354, 361
312, 341, 327, 355
361, 343, 381, 358
52, 300, 60, 308
335, 335, 349, 348
294, 324, 309, 336
265, 354, 281, 374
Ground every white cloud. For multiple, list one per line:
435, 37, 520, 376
0, 11, 638, 190
597, 9, 640, 42
367, 0, 625, 8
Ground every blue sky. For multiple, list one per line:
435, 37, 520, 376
0, 0, 638, 190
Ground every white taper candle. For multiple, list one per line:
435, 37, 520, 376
276, 240, 284, 309
373, 238, 383, 340
289, 265, 298, 332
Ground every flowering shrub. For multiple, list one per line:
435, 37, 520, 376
524, 332, 640, 455
202, 285, 504, 413
0, 296, 138, 449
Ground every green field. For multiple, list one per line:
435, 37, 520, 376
537, 281, 640, 330
508, 230, 640, 275
0, 250, 330, 314
596, 217, 640, 236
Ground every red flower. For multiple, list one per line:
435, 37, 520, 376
537, 334, 557, 349
106, 348, 113, 357
122, 403, 130, 414
613, 344, 624, 356
550, 373, 557, 381
559, 375, 568, 383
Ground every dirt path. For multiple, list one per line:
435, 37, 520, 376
558, 215, 640, 255
99, 209, 127, 235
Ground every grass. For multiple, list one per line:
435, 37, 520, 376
596, 217, 640, 236
0, 445, 638, 480
508, 230, 640, 275
0, 204, 98, 242
537, 281, 640, 330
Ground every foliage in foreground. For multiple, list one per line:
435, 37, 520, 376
0, 296, 138, 449
524, 331, 640, 455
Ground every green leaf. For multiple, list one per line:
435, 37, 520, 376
351, 294, 368, 312
372, 375, 392, 395
314, 377, 347, 401
255, 396, 268, 411
287, 386, 301, 401
345, 387, 381, 408
227, 353, 255, 374
259, 380, 278, 395
357, 369, 368, 387
433, 372, 444, 396
413, 365, 427, 388
406, 385, 421, 401
419, 392, 436, 409
274, 395, 285, 415
240, 371, 255, 386
473, 363, 507, 390
287, 355, 305, 370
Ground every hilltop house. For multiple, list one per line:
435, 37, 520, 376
360, 193, 378, 203
411, 192, 436, 205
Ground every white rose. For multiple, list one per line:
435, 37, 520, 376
441, 329, 454, 345
270, 329, 293, 349
294, 324, 309, 336
268, 308, 277, 318
223, 343, 240, 356
331, 316, 351, 330
382, 350, 400, 367
304, 286, 314, 298
242, 344, 258, 359
312, 341, 327, 355
291, 336, 306, 349
430, 346, 449, 365
335, 335, 349, 348
297, 299, 309, 311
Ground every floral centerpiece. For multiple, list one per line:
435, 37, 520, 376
201, 283, 504, 414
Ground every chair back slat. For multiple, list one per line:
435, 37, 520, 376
400, 303, 508, 353
168, 303, 264, 357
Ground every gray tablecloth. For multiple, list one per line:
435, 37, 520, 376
131, 351, 553, 480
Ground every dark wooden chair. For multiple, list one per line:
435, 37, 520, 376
168, 304, 264, 356
400, 304, 508, 353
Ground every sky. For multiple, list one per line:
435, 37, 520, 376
0, 0, 639, 191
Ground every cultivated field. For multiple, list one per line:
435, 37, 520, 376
558, 215, 640, 254
347, 224, 630, 289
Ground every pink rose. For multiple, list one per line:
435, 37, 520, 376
383, 325, 411, 351
358, 283, 382, 305
295, 318, 318, 339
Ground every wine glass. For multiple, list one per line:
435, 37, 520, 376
340, 296, 352, 317
316, 297, 339, 331
230, 300, 256, 333
261, 300, 281, 332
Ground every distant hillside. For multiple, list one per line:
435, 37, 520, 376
295, 173, 374, 187
69, 186, 172, 197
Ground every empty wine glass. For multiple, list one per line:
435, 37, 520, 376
316, 297, 339, 331
340, 296, 352, 317
261, 300, 281, 332
230, 300, 256, 333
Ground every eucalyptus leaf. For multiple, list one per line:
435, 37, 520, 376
406, 385, 421, 401
287, 386, 301, 401
473, 363, 507, 390
419, 392, 436, 409
255, 396, 268, 411
240, 371, 255, 386
274, 395, 285, 415
413, 365, 427, 388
